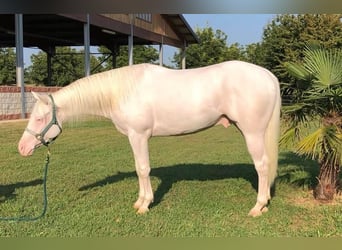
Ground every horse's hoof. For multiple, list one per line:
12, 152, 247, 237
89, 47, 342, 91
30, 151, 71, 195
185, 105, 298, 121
248, 208, 263, 217
133, 203, 141, 210
133, 199, 143, 210
261, 206, 268, 213
136, 207, 149, 214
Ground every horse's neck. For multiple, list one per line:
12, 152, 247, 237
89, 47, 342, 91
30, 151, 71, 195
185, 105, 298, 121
53, 65, 144, 121
53, 79, 114, 121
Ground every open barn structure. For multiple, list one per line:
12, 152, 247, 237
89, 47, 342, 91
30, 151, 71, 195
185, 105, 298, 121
0, 14, 198, 118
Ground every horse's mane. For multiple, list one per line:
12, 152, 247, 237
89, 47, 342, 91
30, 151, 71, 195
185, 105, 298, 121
53, 64, 145, 119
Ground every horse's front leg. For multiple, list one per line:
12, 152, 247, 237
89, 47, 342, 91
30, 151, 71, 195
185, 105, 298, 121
128, 130, 153, 214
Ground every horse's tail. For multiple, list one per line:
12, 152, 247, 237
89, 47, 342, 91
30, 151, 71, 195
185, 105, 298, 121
265, 79, 281, 186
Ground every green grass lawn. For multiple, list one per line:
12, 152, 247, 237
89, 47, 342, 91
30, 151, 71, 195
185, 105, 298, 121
0, 119, 341, 237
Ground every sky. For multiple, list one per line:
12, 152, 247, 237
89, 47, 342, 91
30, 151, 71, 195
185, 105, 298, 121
23, 14, 277, 67
184, 14, 276, 45
161, 14, 276, 65
160, 14, 276, 64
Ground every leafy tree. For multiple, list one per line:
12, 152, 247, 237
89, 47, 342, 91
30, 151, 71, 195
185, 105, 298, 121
243, 43, 266, 65
0, 48, 16, 85
172, 26, 245, 68
27, 50, 49, 85
225, 42, 246, 62
98, 45, 159, 70
280, 46, 342, 201
27, 47, 103, 86
260, 14, 342, 83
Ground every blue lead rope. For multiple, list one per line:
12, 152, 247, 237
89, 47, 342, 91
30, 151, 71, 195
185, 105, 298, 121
0, 148, 50, 222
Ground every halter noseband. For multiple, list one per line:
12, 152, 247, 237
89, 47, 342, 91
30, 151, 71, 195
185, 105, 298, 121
25, 95, 62, 147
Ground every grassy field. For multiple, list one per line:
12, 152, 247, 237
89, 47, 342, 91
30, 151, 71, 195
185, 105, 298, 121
0, 119, 341, 237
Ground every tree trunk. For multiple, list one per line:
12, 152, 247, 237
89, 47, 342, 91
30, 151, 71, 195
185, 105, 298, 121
313, 162, 340, 201
314, 113, 341, 201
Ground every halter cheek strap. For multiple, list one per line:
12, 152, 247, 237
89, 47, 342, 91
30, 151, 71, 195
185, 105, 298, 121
25, 95, 62, 147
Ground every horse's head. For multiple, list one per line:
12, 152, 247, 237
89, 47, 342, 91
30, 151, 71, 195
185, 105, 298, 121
18, 92, 62, 156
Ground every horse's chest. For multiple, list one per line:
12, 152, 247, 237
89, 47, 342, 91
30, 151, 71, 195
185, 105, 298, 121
111, 104, 154, 135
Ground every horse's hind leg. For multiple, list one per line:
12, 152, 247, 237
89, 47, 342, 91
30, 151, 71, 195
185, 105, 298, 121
244, 132, 270, 217
128, 131, 153, 214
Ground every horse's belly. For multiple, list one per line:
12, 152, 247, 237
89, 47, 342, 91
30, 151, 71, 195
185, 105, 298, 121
152, 122, 213, 136
151, 110, 220, 136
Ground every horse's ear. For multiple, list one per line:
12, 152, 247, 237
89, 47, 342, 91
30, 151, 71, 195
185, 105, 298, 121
32, 91, 50, 105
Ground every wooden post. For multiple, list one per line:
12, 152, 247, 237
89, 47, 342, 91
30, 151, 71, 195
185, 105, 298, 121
84, 14, 90, 76
181, 39, 187, 69
128, 14, 134, 66
47, 49, 52, 86
159, 43, 163, 66
15, 14, 25, 118
111, 44, 119, 69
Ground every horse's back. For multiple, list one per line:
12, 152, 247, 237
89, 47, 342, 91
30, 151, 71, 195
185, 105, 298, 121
141, 61, 278, 97
144, 61, 279, 121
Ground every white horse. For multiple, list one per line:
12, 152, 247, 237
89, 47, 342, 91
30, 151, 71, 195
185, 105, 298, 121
18, 61, 281, 217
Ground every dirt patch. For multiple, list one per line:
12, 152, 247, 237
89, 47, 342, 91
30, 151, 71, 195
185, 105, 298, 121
289, 190, 342, 208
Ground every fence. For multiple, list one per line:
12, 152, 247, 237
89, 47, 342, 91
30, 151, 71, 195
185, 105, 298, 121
0, 86, 61, 120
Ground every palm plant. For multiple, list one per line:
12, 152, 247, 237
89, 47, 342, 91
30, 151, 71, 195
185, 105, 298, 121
280, 46, 342, 201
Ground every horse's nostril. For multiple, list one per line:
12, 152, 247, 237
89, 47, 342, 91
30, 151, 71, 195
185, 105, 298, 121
18, 143, 24, 155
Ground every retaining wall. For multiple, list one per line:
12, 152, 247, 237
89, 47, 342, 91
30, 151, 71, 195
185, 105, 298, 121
0, 86, 61, 120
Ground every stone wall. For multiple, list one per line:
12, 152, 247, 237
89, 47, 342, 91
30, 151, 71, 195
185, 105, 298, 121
0, 86, 61, 120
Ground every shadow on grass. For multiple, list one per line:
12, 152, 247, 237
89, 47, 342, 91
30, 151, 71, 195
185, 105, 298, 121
278, 151, 320, 189
0, 179, 43, 203
79, 152, 325, 208
79, 163, 259, 208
